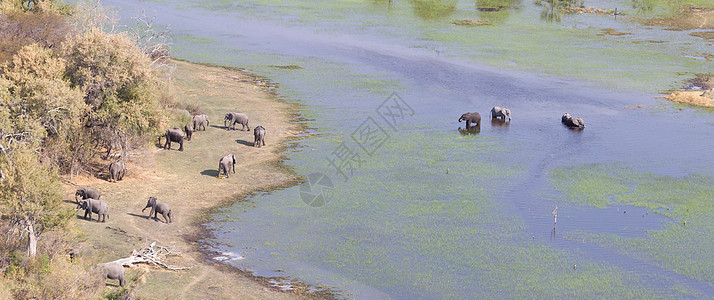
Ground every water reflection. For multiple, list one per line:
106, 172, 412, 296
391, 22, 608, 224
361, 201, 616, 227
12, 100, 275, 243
475, 0, 521, 24
409, 0, 457, 20
490, 118, 510, 128
535, 0, 582, 23
458, 125, 481, 135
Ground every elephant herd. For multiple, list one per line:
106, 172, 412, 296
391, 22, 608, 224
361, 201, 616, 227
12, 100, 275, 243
79, 111, 266, 287
74, 187, 172, 287
459, 106, 585, 129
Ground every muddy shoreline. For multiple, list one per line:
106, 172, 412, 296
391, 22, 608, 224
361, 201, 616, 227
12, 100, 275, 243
182, 64, 342, 298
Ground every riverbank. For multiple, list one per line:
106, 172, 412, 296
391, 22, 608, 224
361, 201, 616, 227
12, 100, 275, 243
62, 60, 315, 299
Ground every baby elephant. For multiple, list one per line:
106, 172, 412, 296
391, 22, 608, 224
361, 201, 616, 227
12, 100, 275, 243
100, 262, 125, 287
561, 113, 585, 128
491, 106, 511, 121
75, 187, 100, 203
254, 126, 266, 147
108, 161, 125, 183
458, 112, 481, 128
218, 154, 236, 178
77, 198, 109, 222
184, 124, 194, 141
142, 196, 172, 223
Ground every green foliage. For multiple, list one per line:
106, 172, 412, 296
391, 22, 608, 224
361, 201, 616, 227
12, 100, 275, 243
60, 28, 164, 153
409, 0, 457, 20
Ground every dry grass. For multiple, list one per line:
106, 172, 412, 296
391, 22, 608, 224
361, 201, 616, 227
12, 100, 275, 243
665, 90, 714, 107
61, 60, 315, 299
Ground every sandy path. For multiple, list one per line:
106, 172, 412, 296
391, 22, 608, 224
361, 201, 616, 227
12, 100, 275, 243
64, 60, 310, 299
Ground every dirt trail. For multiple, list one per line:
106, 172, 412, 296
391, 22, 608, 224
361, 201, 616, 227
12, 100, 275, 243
64, 60, 309, 299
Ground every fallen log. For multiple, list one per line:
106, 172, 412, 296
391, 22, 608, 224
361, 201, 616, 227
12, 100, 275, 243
105, 241, 192, 270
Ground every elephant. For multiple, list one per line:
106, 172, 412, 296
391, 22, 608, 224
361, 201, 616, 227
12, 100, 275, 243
108, 161, 125, 183
162, 127, 185, 151
218, 154, 236, 178
75, 187, 100, 203
192, 114, 209, 131
184, 124, 194, 141
458, 112, 481, 128
224, 112, 250, 131
254, 126, 266, 147
490, 106, 511, 121
77, 198, 109, 222
100, 262, 125, 287
562, 113, 585, 128
561, 113, 572, 123
142, 196, 173, 223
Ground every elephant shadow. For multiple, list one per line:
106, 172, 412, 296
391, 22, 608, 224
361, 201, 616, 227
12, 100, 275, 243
209, 124, 226, 130
490, 118, 510, 128
127, 212, 166, 223
458, 125, 480, 135
126, 212, 150, 220
235, 139, 253, 147
201, 169, 220, 177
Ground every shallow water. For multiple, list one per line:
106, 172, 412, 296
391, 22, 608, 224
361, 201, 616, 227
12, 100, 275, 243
102, 0, 714, 298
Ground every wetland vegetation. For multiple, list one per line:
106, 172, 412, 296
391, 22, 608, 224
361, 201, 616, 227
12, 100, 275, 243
2, 0, 714, 298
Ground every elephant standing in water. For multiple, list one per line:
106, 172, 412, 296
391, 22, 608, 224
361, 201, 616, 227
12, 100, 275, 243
75, 187, 100, 203
77, 198, 109, 222
561, 113, 585, 128
142, 196, 173, 223
490, 106, 511, 121
193, 114, 209, 131
100, 262, 125, 287
109, 161, 125, 183
162, 127, 185, 151
458, 112, 481, 128
184, 124, 194, 141
218, 154, 236, 178
254, 126, 266, 147
224, 112, 250, 131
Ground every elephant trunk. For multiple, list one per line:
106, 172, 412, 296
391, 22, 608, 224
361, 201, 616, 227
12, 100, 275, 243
458, 117, 463, 122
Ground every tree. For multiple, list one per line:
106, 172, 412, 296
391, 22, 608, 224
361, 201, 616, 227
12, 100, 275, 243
61, 28, 164, 160
0, 143, 72, 258
1, 43, 88, 176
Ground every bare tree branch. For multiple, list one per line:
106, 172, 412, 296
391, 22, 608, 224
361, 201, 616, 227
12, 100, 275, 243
104, 241, 192, 271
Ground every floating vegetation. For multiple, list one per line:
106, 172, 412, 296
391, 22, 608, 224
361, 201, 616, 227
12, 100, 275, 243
562, 6, 622, 15
599, 28, 631, 36
269, 65, 303, 70
451, 19, 491, 26
689, 31, 714, 40
549, 164, 714, 285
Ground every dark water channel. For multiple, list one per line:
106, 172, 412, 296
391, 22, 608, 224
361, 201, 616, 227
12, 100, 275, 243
102, 0, 714, 298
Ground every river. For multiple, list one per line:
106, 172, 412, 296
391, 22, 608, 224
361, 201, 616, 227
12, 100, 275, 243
102, 0, 714, 298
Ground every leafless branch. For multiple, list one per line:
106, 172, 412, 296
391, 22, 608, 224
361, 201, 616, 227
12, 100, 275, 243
105, 241, 192, 271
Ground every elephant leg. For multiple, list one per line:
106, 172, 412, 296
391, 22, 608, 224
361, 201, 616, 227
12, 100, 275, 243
178, 140, 184, 151
466, 120, 471, 128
